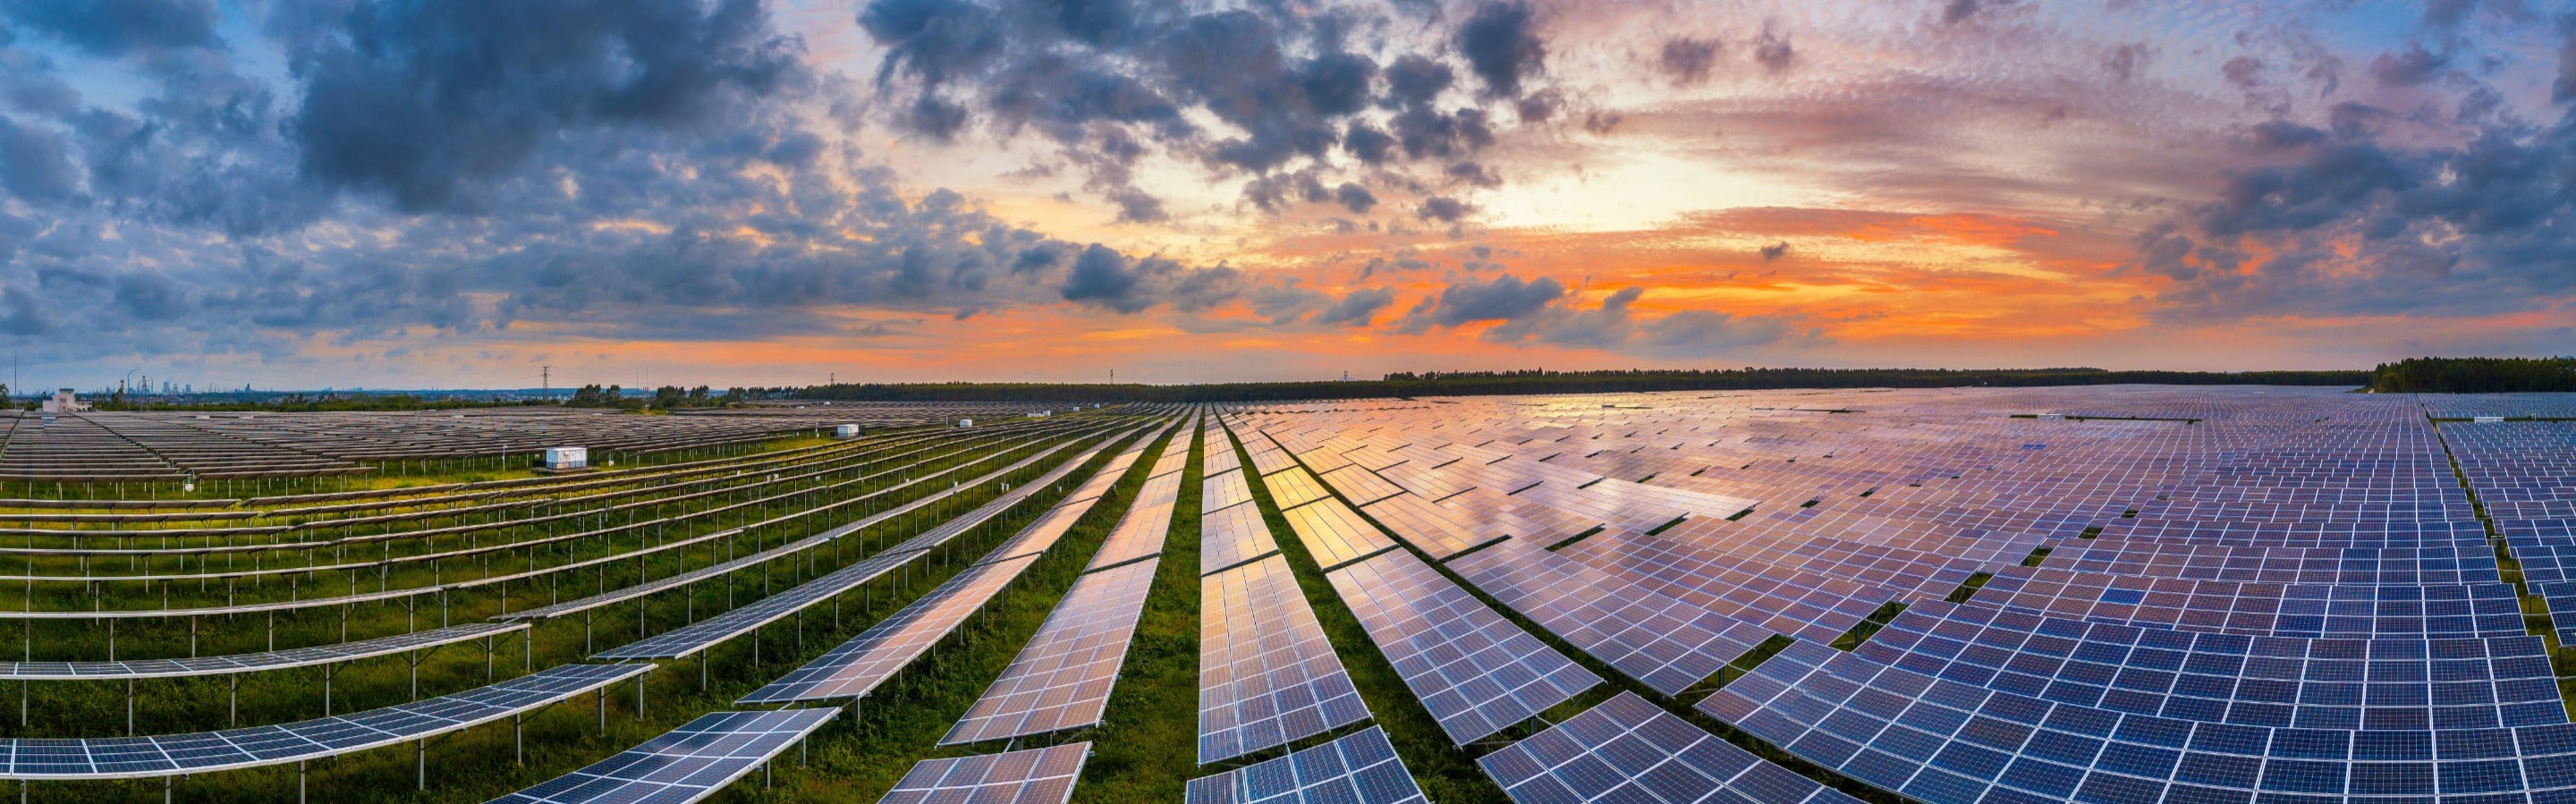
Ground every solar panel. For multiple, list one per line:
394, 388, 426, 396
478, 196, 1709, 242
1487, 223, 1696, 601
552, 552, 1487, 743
1201, 555, 1371, 763
1326, 549, 1599, 744
1279, 496, 1398, 571
1329, 461, 1411, 504
1249, 446, 1301, 477
0, 663, 650, 780
491, 707, 840, 804
1445, 538, 1771, 695
740, 554, 1040, 705
877, 741, 1088, 804
1360, 492, 1505, 559
1090, 466, 1182, 571
1203, 470, 1254, 512
0, 621, 523, 680
1480, 692, 1861, 804
1203, 425, 1243, 477
1201, 501, 1279, 576
1265, 467, 1334, 511
1184, 726, 1428, 804
945, 558, 1159, 744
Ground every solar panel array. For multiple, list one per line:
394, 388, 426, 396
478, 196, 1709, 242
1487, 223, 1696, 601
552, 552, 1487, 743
38, 386, 2576, 802
1185, 726, 1428, 804
1201, 554, 1371, 763
878, 742, 1089, 804
492, 707, 840, 804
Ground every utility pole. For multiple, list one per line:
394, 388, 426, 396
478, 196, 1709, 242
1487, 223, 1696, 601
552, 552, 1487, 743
541, 366, 550, 396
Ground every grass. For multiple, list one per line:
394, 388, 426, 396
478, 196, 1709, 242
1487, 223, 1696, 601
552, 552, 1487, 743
1071, 419, 1204, 802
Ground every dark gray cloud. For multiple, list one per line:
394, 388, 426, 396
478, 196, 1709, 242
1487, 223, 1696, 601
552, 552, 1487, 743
2557, 14, 2576, 103
1753, 27, 1794, 73
0, 114, 78, 201
1407, 279, 1806, 357
2368, 41, 2447, 88
2104, 43, 2152, 82
1758, 241, 1789, 260
292, 0, 806, 211
1658, 37, 1721, 87
1335, 182, 1377, 213
1417, 195, 1471, 222
0, 0, 216, 56
1425, 272, 1561, 326
1456, 2, 1544, 99
1313, 286, 1394, 326
2138, 103, 2576, 322
845, 0, 1561, 224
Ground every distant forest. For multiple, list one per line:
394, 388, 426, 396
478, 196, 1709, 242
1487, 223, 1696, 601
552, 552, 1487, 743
2368, 357, 2576, 394
782, 367, 2371, 404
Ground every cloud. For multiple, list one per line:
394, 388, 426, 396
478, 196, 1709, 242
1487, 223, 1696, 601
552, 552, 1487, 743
1658, 37, 1721, 87
1425, 273, 1563, 326
0, 0, 216, 56
1335, 182, 1377, 214
1752, 26, 1794, 73
2557, 14, 2576, 103
1313, 286, 1394, 326
2368, 42, 2447, 89
2103, 43, 2152, 82
844, 0, 1555, 221
292, 0, 807, 210
1456, 2, 1545, 99
1442, 282, 1806, 357
0, 114, 78, 201
1758, 241, 1790, 260
1417, 195, 1472, 222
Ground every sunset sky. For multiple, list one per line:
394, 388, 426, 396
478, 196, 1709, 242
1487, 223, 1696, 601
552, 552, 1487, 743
2, 0, 2571, 391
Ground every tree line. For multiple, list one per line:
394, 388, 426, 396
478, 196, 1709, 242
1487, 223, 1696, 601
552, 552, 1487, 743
781, 367, 2372, 404
2368, 357, 2576, 393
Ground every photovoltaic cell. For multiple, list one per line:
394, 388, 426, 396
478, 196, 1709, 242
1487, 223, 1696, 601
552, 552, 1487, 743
1184, 726, 1428, 804
1326, 549, 1598, 744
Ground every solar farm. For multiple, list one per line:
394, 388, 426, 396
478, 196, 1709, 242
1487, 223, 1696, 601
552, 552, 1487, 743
9, 385, 2576, 803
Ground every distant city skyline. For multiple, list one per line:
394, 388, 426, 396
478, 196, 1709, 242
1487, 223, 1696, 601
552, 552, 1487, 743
1, 0, 2569, 390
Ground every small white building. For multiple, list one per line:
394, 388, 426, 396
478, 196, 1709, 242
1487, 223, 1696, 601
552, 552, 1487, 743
957, 419, 974, 427
833, 424, 863, 438
40, 389, 83, 413
542, 446, 589, 470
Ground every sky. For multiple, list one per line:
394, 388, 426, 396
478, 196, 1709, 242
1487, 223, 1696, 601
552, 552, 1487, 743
1, 0, 2572, 392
